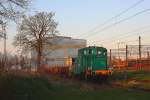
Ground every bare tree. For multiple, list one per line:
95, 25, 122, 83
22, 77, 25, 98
0, 0, 31, 21
13, 12, 58, 70
0, 0, 32, 39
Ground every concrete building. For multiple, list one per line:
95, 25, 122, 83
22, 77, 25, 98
31, 36, 86, 67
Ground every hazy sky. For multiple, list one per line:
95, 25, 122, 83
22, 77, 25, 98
1, 0, 150, 54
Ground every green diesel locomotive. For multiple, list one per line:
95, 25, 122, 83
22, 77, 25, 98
73, 46, 111, 77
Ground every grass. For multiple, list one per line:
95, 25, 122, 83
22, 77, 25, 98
0, 73, 52, 100
109, 70, 150, 81
108, 70, 150, 89
50, 80, 150, 100
0, 72, 150, 100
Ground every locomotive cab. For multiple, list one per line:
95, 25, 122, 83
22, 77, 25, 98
74, 46, 111, 78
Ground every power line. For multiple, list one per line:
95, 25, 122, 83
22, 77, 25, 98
101, 25, 150, 44
97, 29, 150, 47
76, 0, 145, 38
91, 24, 150, 45
105, 39, 138, 47
141, 35, 150, 42
116, 29, 150, 41
105, 33, 150, 48
83, 7, 150, 39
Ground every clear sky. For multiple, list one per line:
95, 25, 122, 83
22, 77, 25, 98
1, 0, 150, 54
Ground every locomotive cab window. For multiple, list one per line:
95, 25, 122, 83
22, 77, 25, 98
84, 50, 87, 55
103, 52, 106, 56
92, 50, 94, 54
89, 49, 92, 54
97, 51, 102, 55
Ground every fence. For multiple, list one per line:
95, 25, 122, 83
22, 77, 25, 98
109, 45, 150, 71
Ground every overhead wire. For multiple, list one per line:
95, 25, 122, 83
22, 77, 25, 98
97, 25, 150, 45
76, 0, 145, 38
100, 30, 150, 47
83, 7, 150, 39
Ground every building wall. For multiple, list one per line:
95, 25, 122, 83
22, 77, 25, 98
31, 36, 86, 66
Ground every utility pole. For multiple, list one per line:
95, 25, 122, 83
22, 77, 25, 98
2, 24, 6, 57
117, 42, 120, 60
147, 51, 150, 59
139, 36, 141, 70
147, 51, 150, 71
2, 24, 7, 69
126, 45, 128, 68
124, 45, 128, 81
0, 20, 7, 69
109, 49, 112, 67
